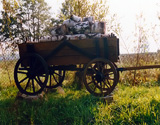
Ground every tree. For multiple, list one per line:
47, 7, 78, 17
133, 13, 149, 53
131, 13, 150, 85
54, 0, 120, 36
0, 0, 52, 42
0, 0, 19, 42
16, 0, 51, 42
0, 11, 18, 41
59, 0, 109, 21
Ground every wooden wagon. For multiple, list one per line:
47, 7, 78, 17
14, 36, 119, 97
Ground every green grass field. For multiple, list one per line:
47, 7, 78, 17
1, 83, 160, 124
1, 58, 160, 124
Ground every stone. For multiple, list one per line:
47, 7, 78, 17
16, 91, 45, 101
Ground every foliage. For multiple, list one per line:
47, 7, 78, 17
119, 13, 158, 85
18, 0, 51, 42
119, 52, 160, 86
0, 0, 19, 41
58, 0, 109, 21
57, 1, 93, 19
0, 0, 52, 42
59, 0, 102, 20
133, 13, 150, 53
0, 11, 18, 41
0, 58, 17, 88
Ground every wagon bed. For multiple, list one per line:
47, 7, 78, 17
18, 37, 119, 65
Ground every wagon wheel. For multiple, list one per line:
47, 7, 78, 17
46, 67, 65, 88
14, 53, 49, 95
112, 62, 120, 82
83, 58, 118, 97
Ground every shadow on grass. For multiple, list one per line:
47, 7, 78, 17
3, 86, 160, 124
0, 90, 100, 125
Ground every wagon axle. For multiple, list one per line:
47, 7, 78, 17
27, 71, 35, 79
94, 72, 105, 83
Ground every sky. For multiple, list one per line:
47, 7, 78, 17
0, 0, 160, 54
108, 0, 160, 54
45, 0, 160, 54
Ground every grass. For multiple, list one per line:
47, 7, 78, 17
1, 83, 160, 124
1, 57, 160, 124
0, 60, 16, 88
94, 84, 160, 124
0, 87, 98, 124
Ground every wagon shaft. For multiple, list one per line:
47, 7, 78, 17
118, 65, 160, 72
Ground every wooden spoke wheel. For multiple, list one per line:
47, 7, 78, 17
14, 53, 49, 95
113, 62, 120, 82
83, 58, 118, 97
46, 68, 65, 88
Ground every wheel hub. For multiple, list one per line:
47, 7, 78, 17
49, 68, 54, 75
27, 71, 35, 79
95, 72, 104, 83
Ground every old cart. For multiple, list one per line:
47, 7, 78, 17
14, 37, 120, 97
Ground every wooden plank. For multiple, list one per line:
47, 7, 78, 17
46, 55, 91, 65
20, 46, 117, 58
19, 38, 118, 52
34, 47, 97, 57
18, 37, 119, 65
